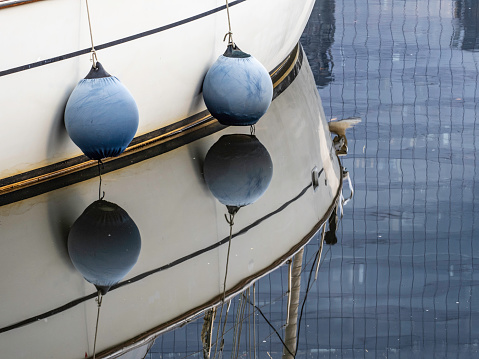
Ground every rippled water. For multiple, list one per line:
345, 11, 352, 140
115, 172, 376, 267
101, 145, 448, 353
149, 1, 479, 358
302, 0, 479, 357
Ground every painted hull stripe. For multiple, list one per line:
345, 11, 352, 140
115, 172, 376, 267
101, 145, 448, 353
0, 177, 323, 335
0, 0, 44, 9
101, 169, 342, 359
0, 0, 247, 77
0, 44, 303, 206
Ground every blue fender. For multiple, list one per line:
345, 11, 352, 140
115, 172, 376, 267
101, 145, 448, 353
64, 63, 139, 160
203, 46, 273, 126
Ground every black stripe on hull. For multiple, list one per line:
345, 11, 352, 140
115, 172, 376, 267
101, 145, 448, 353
0, 44, 303, 206
0, 0, 247, 77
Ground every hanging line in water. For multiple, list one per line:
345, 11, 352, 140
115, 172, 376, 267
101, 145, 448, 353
0, 182, 316, 334
253, 283, 257, 359
294, 245, 332, 356
231, 291, 247, 359
205, 289, 292, 359
245, 297, 295, 357
222, 211, 235, 301
286, 258, 293, 325
212, 211, 235, 359
92, 291, 103, 359
85, 0, 98, 68
248, 287, 252, 359
314, 225, 327, 281
216, 299, 231, 359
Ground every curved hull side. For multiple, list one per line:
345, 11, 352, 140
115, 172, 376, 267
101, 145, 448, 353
0, 49, 341, 359
0, 0, 315, 179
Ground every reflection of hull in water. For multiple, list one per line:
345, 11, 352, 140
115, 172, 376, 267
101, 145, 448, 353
0, 29, 340, 359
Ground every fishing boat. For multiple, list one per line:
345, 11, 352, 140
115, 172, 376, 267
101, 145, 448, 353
0, 0, 344, 358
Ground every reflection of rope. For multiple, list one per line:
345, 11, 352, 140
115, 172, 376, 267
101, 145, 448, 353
206, 290, 288, 359
253, 284, 256, 359
246, 298, 295, 357
223, 212, 235, 301
232, 293, 247, 359
97, 160, 105, 200
314, 225, 326, 280
286, 259, 292, 325
248, 287, 252, 359
212, 212, 236, 359
212, 300, 231, 359
294, 245, 331, 355
93, 291, 103, 359
338, 170, 354, 218
85, 0, 98, 68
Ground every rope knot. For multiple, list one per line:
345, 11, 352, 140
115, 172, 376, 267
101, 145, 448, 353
95, 291, 103, 307
223, 31, 234, 46
90, 49, 98, 69
224, 213, 235, 226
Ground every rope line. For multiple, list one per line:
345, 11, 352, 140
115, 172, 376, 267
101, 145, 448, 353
212, 211, 235, 359
222, 212, 235, 301
97, 160, 105, 200
92, 291, 103, 359
85, 0, 98, 68
253, 283, 257, 359
0, 182, 314, 334
224, 0, 234, 45
246, 298, 295, 357
294, 245, 332, 355
0, 0, 247, 78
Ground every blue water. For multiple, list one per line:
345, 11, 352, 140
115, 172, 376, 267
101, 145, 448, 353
149, 0, 479, 358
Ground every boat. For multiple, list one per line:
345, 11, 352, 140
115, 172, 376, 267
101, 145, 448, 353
0, 1, 344, 358
0, 0, 315, 186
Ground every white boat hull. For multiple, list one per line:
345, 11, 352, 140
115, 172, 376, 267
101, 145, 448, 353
0, 48, 342, 358
0, 1, 343, 358
0, 0, 314, 178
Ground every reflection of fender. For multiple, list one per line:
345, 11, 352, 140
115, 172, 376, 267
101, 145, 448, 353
67, 199, 142, 295
339, 169, 354, 218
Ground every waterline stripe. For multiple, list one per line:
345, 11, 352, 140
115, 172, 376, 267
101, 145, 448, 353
0, 44, 302, 206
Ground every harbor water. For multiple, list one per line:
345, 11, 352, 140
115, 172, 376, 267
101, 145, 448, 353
149, 0, 479, 358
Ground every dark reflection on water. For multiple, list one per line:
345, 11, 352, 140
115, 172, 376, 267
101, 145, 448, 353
147, 0, 479, 358
452, 0, 479, 51
317, 0, 479, 357
301, 0, 335, 88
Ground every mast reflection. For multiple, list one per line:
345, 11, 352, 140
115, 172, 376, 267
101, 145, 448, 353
301, 0, 336, 87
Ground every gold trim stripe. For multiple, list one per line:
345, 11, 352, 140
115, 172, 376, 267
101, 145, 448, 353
0, 44, 301, 198
273, 46, 299, 88
0, 115, 216, 196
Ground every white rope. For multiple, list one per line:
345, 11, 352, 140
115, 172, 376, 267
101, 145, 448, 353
253, 284, 257, 359
85, 0, 98, 68
315, 225, 326, 281
92, 291, 103, 359
212, 212, 235, 359
223, 0, 234, 46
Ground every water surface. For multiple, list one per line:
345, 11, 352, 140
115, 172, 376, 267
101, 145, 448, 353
149, 0, 479, 358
